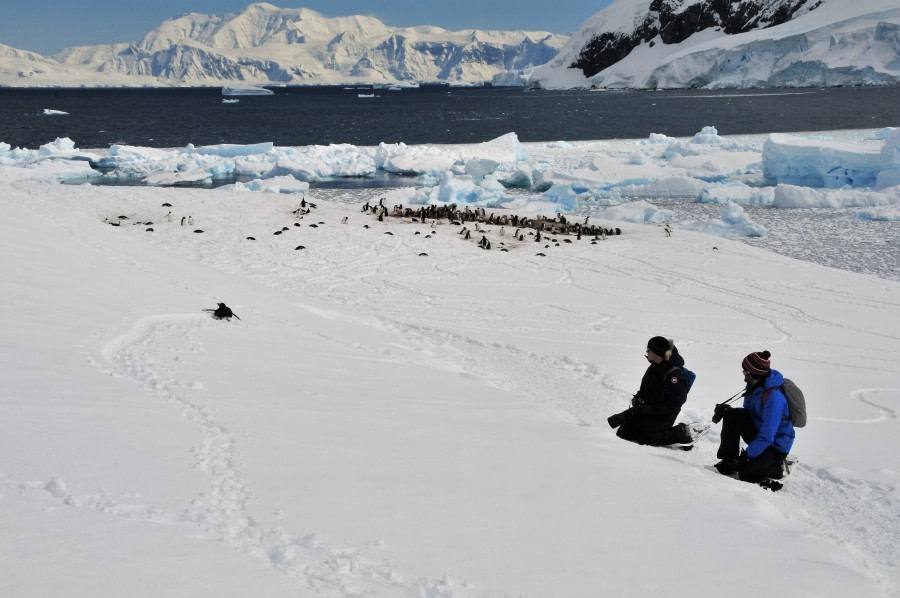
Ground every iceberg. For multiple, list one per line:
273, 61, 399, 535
222, 85, 273, 96
762, 133, 884, 189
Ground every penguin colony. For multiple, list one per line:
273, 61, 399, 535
102, 194, 625, 262
361, 198, 622, 252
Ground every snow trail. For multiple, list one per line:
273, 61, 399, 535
90, 313, 476, 596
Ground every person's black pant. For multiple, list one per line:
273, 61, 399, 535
617, 415, 682, 446
717, 407, 787, 483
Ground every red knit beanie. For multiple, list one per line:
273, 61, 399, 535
742, 351, 771, 377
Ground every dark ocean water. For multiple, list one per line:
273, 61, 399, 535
1, 85, 898, 149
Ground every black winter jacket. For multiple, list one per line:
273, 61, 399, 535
634, 350, 690, 421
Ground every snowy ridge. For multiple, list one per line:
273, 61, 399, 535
533, 0, 900, 88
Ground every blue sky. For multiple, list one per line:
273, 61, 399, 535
0, 0, 615, 56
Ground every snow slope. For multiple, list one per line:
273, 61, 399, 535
1, 132, 899, 596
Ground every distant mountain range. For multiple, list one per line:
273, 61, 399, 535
0, 3, 565, 88
1, 0, 897, 89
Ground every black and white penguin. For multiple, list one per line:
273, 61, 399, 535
204, 302, 241, 321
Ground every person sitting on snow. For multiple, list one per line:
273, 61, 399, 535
607, 336, 701, 446
713, 351, 795, 482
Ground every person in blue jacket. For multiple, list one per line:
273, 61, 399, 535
713, 351, 795, 482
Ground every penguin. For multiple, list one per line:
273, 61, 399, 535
188, 215, 194, 226
204, 302, 241, 321
165, 211, 174, 222
341, 217, 348, 224
181, 216, 186, 226
246, 237, 256, 240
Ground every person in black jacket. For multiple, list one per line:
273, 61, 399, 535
608, 336, 696, 446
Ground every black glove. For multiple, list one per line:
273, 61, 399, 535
630, 395, 645, 408
737, 450, 751, 467
712, 403, 732, 423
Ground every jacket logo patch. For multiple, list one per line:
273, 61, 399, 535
670, 376, 678, 384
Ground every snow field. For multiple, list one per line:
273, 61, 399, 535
1, 175, 898, 596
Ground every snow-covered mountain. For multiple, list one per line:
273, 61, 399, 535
533, 0, 900, 89
0, 3, 566, 87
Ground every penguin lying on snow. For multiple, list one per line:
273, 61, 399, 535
203, 302, 241, 321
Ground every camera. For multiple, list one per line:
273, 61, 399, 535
712, 403, 729, 424
607, 409, 633, 429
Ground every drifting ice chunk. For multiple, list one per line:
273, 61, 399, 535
541, 184, 580, 212
684, 202, 767, 238
599, 200, 672, 224
43, 109, 69, 115
222, 85, 274, 96
232, 175, 310, 194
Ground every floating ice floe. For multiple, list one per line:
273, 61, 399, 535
231, 175, 310, 194
221, 85, 273, 96
42, 109, 69, 116
597, 200, 673, 224
683, 202, 767, 238
853, 205, 900, 221
773, 184, 900, 208
699, 183, 774, 205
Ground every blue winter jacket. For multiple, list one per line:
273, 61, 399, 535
742, 368, 795, 458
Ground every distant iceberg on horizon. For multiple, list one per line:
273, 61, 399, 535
222, 85, 273, 96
